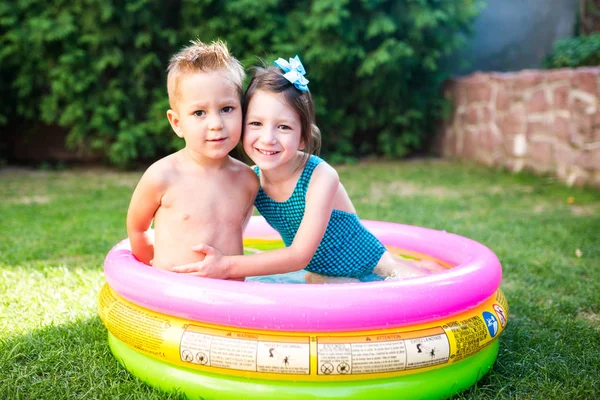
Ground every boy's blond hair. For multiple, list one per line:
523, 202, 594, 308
167, 39, 245, 109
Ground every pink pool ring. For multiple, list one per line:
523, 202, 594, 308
100, 216, 508, 399
104, 216, 502, 331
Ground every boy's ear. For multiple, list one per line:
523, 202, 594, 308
167, 109, 183, 138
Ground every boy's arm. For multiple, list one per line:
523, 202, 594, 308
176, 164, 339, 278
126, 166, 166, 266
242, 170, 260, 230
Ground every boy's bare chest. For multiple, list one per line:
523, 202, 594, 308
160, 174, 249, 222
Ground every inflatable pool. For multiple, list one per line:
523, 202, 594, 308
99, 216, 508, 399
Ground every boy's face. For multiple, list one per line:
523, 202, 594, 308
167, 70, 242, 162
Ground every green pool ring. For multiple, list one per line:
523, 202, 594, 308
108, 333, 499, 400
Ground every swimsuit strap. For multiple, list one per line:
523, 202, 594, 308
296, 155, 322, 197
253, 155, 322, 201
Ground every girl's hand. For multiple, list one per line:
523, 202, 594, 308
171, 244, 229, 279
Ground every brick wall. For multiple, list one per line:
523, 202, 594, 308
439, 67, 600, 188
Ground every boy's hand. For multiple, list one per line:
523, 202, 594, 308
171, 244, 229, 279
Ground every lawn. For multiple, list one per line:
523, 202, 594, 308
1, 159, 599, 399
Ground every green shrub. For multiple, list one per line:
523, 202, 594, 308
544, 33, 600, 69
0, 0, 180, 167
0, 0, 483, 167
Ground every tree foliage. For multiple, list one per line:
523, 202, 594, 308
544, 33, 600, 69
0, 0, 483, 167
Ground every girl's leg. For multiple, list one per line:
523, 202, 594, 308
408, 256, 446, 273
373, 252, 424, 279
373, 251, 444, 280
304, 272, 360, 284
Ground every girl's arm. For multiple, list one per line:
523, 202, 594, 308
173, 163, 340, 279
126, 166, 165, 266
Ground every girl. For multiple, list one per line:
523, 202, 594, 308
173, 56, 442, 283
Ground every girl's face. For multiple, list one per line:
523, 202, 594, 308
243, 90, 304, 173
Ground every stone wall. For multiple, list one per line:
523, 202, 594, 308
439, 67, 600, 188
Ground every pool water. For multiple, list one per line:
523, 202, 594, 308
242, 238, 410, 284
246, 270, 386, 284
246, 270, 308, 284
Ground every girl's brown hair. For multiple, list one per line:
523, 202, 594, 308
242, 66, 322, 163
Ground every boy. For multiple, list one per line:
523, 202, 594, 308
126, 40, 258, 277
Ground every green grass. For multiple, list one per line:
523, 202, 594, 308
1, 160, 599, 399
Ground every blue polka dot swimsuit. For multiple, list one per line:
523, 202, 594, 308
253, 155, 386, 278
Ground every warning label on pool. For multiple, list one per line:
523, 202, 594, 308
316, 328, 450, 375
100, 284, 507, 381
444, 315, 490, 362
405, 334, 450, 369
180, 325, 310, 375
99, 284, 169, 358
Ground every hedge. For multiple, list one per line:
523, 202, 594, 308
0, 0, 483, 167
544, 33, 600, 69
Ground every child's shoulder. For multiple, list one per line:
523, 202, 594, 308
227, 156, 254, 174
139, 153, 180, 187
304, 156, 341, 194
227, 157, 259, 186
146, 153, 179, 174
310, 155, 338, 179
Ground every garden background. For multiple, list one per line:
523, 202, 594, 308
1, 0, 599, 399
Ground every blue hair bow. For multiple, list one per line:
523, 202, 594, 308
274, 55, 309, 92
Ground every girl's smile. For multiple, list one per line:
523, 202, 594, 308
256, 149, 280, 155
